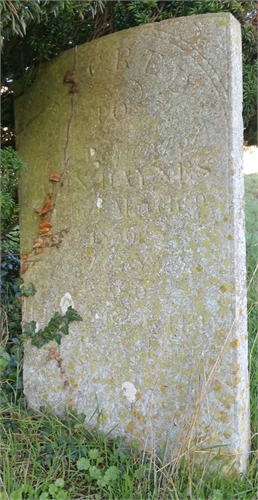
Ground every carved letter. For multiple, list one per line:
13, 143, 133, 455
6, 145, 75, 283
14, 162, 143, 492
116, 47, 132, 70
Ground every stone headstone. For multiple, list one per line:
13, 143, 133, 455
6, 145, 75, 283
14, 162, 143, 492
16, 13, 249, 471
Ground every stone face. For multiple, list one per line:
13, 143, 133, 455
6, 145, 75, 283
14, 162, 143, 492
16, 13, 249, 471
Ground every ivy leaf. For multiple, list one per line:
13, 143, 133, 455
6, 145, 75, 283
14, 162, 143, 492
48, 312, 63, 330
60, 325, 69, 335
31, 337, 46, 348
21, 282, 37, 297
23, 321, 37, 337
52, 333, 62, 345
65, 306, 83, 322
42, 328, 54, 339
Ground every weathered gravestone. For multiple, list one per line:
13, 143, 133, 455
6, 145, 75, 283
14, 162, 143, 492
16, 13, 249, 471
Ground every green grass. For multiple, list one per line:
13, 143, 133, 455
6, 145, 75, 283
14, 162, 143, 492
245, 174, 258, 464
1, 175, 257, 499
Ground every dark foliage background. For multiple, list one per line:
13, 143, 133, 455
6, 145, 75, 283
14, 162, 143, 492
1, 0, 257, 149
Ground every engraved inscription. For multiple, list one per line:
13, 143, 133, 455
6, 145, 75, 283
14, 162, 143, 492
127, 80, 143, 101
97, 102, 128, 124
88, 53, 103, 76
113, 102, 127, 121
116, 46, 132, 70
169, 68, 189, 93
145, 49, 164, 75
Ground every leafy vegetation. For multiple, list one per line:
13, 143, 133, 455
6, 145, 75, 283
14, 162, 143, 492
0, 147, 27, 236
1, 0, 257, 148
245, 174, 258, 456
22, 305, 83, 348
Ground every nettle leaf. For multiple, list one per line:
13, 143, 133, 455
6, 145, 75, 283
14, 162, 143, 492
55, 478, 65, 488
88, 448, 100, 460
104, 465, 120, 482
10, 489, 23, 500
39, 493, 49, 500
65, 306, 83, 323
23, 321, 37, 337
77, 457, 90, 470
89, 466, 102, 479
56, 490, 68, 500
97, 477, 108, 487
48, 484, 58, 495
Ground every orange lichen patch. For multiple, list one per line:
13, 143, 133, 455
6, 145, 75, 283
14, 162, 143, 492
20, 254, 28, 260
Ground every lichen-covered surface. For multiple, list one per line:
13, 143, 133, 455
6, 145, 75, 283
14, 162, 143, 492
15, 13, 249, 471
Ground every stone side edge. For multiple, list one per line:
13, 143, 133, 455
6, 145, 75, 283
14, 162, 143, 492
227, 14, 250, 472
